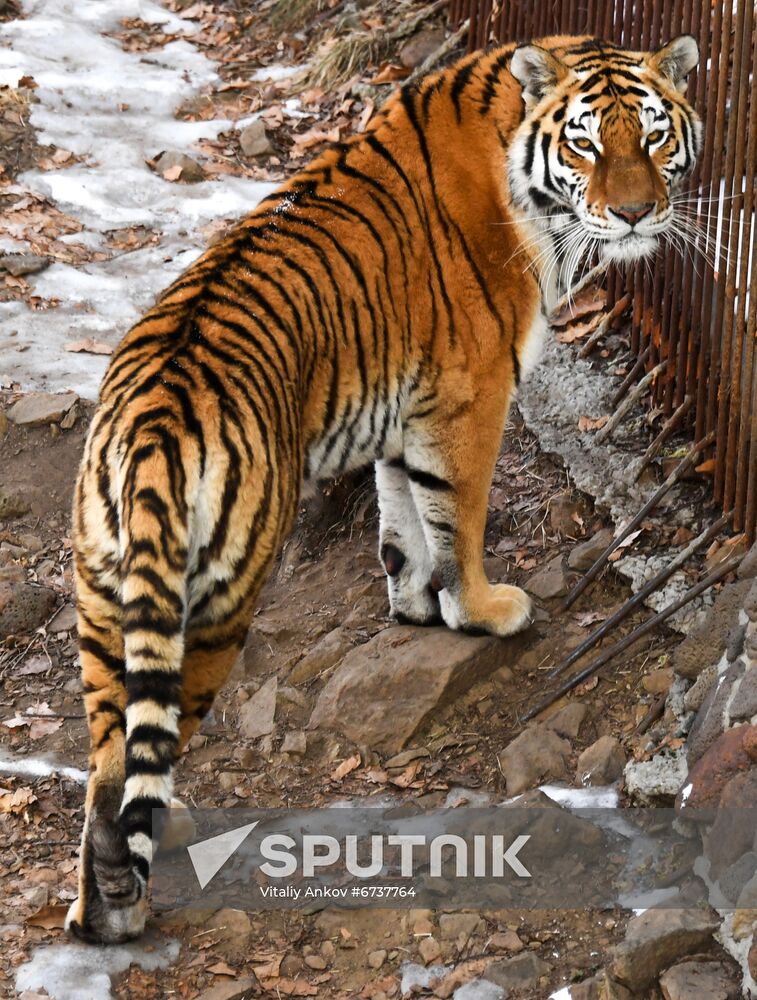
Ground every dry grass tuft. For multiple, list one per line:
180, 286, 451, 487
269, 0, 330, 31
305, 31, 391, 89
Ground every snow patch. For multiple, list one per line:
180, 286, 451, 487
0, 749, 87, 784
548, 989, 573, 1000
539, 784, 619, 810
16, 935, 180, 1000
0, 0, 276, 399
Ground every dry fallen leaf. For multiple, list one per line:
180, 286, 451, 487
29, 716, 64, 739
27, 903, 68, 929
575, 611, 605, 627
577, 414, 609, 432
162, 163, 183, 181
696, 458, 716, 475
64, 337, 114, 355
0, 786, 37, 814
330, 753, 361, 782
555, 312, 603, 343
206, 961, 237, 977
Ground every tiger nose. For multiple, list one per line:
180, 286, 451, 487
609, 202, 655, 226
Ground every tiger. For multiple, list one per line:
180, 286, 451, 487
65, 33, 701, 943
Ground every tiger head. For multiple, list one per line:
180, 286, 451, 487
507, 36, 702, 269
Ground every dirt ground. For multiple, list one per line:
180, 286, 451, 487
0, 1, 746, 998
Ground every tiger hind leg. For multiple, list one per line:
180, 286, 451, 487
375, 458, 441, 626
65, 570, 149, 944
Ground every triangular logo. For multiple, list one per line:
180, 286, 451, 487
187, 821, 259, 889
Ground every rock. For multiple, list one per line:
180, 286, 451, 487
49, 604, 77, 632
483, 952, 550, 991
419, 936, 441, 964
643, 668, 674, 694
609, 908, 720, 992
625, 749, 688, 803
686, 660, 746, 764
308, 626, 525, 753
526, 556, 571, 600
207, 908, 252, 960
546, 701, 587, 739
489, 930, 523, 952
684, 661, 718, 713
576, 736, 625, 786
238, 676, 277, 739
0, 487, 30, 521
717, 850, 757, 904
289, 627, 353, 684
677, 726, 757, 811
730, 666, 757, 723
398, 25, 446, 68
0, 253, 50, 276
0, 582, 57, 636
700, 769, 757, 881
453, 982, 506, 1000
385, 747, 430, 769
749, 934, 757, 980
567, 528, 614, 570
498, 725, 571, 795
18, 534, 43, 553
7, 391, 78, 427
194, 979, 257, 1000
439, 913, 481, 943
673, 579, 753, 679
153, 150, 206, 183
281, 730, 307, 755
566, 971, 633, 999
239, 119, 274, 157
367, 950, 386, 969
304, 954, 326, 970
659, 960, 741, 999
218, 772, 238, 792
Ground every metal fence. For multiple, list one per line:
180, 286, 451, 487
449, 0, 757, 542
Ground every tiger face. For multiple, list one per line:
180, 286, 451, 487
508, 36, 702, 271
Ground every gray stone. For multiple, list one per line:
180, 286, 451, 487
746, 579, 757, 622
687, 659, 746, 764
684, 661, 718, 713
439, 913, 481, 942
526, 556, 571, 600
238, 675, 277, 739
483, 952, 550, 991
308, 626, 526, 753
153, 150, 205, 183
498, 725, 571, 796
239, 119, 274, 157
0, 582, 57, 636
727, 621, 747, 661
453, 981, 506, 1000
289, 626, 353, 684
567, 528, 615, 570
673, 579, 753, 678
281, 730, 306, 755
566, 972, 633, 1000
624, 748, 688, 803
609, 908, 720, 992
717, 851, 757, 904
49, 603, 77, 632
8, 391, 78, 427
0, 253, 50, 276
546, 701, 587, 739
659, 960, 741, 1000
731, 666, 757, 722
399, 25, 446, 68
576, 735, 626, 786
738, 542, 757, 580
0, 487, 30, 521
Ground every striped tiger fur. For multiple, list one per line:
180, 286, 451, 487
66, 34, 701, 942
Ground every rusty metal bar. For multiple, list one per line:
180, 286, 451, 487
562, 431, 716, 610
522, 554, 743, 723
548, 514, 731, 680
612, 345, 651, 407
634, 395, 694, 480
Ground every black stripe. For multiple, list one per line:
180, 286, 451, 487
406, 466, 453, 492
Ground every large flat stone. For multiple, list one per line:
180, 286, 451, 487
308, 626, 526, 753
7, 391, 78, 427
672, 579, 753, 679
609, 908, 720, 992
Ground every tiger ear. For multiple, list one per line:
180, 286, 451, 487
510, 45, 568, 107
650, 35, 699, 91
